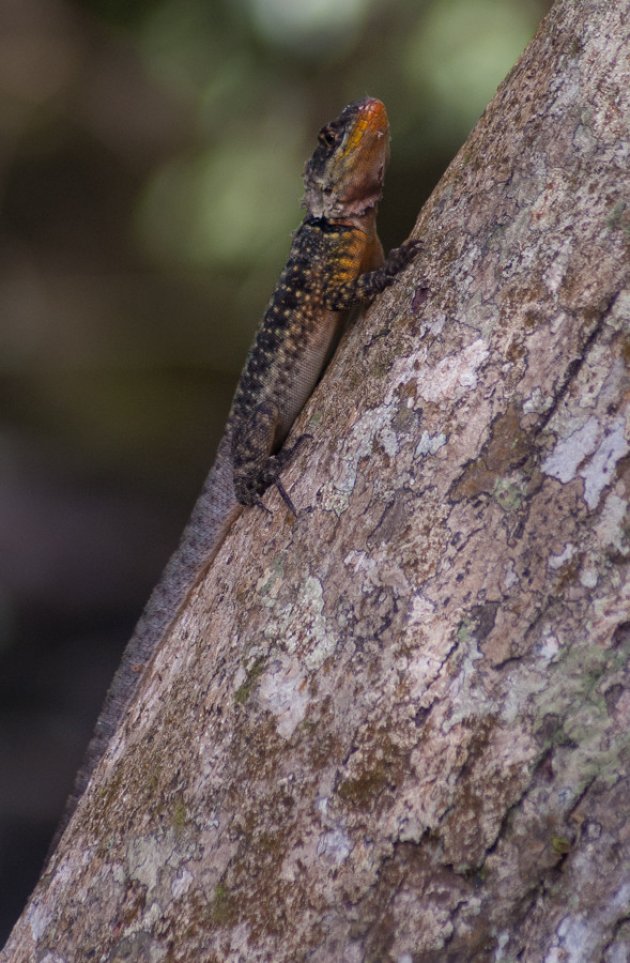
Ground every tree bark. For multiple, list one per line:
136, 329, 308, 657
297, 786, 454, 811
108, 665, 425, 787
4, 0, 629, 960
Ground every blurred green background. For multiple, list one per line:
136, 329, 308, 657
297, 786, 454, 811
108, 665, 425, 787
0, 0, 550, 938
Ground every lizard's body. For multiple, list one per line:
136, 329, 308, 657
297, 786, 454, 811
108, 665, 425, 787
50, 97, 417, 855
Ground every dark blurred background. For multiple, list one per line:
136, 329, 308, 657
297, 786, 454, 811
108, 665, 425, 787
0, 0, 550, 939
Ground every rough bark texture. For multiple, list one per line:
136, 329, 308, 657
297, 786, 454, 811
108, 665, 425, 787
4, 1, 629, 960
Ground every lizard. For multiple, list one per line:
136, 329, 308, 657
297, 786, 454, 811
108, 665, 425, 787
48, 96, 419, 859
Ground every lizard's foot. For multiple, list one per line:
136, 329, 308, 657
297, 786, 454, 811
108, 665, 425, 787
260, 434, 312, 515
352, 239, 422, 302
234, 472, 272, 511
234, 434, 312, 511
382, 238, 422, 277
274, 479, 298, 516
238, 478, 295, 516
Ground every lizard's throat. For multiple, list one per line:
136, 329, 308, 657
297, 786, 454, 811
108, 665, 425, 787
305, 185, 383, 221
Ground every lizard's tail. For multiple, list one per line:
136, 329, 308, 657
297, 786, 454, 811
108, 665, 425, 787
45, 434, 239, 864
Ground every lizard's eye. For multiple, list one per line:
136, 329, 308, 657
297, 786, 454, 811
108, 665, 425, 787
318, 126, 338, 148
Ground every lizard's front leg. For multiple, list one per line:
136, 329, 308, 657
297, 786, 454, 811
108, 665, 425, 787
324, 239, 421, 311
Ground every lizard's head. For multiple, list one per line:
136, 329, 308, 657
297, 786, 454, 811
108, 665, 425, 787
303, 97, 390, 221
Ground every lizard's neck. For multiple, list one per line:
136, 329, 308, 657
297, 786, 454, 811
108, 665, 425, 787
338, 207, 379, 235
305, 206, 379, 237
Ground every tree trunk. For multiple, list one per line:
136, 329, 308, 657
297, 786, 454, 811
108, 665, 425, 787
4, 0, 629, 960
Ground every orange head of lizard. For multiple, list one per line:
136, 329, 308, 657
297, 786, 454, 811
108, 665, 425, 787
303, 97, 391, 222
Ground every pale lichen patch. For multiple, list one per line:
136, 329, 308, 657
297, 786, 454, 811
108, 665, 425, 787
579, 565, 598, 589
544, 237, 572, 296
379, 424, 400, 458
523, 385, 552, 414
396, 813, 426, 844
228, 921, 253, 957
255, 555, 286, 603
594, 492, 627, 553
502, 559, 518, 591
316, 828, 352, 865
415, 431, 447, 458
408, 592, 436, 625
548, 543, 575, 570
127, 833, 168, 893
262, 572, 330, 653
544, 912, 597, 963
257, 657, 309, 738
320, 404, 398, 513
538, 632, 561, 663
541, 416, 600, 484
580, 416, 628, 509
289, 576, 334, 670
416, 338, 489, 404
27, 900, 52, 942
171, 867, 193, 899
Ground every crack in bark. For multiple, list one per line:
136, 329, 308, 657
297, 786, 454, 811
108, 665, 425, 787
564, 774, 597, 824
535, 289, 622, 434
460, 771, 601, 959
469, 747, 566, 873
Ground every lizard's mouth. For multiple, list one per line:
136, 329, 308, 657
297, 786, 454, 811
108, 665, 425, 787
334, 99, 391, 214
341, 98, 389, 161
